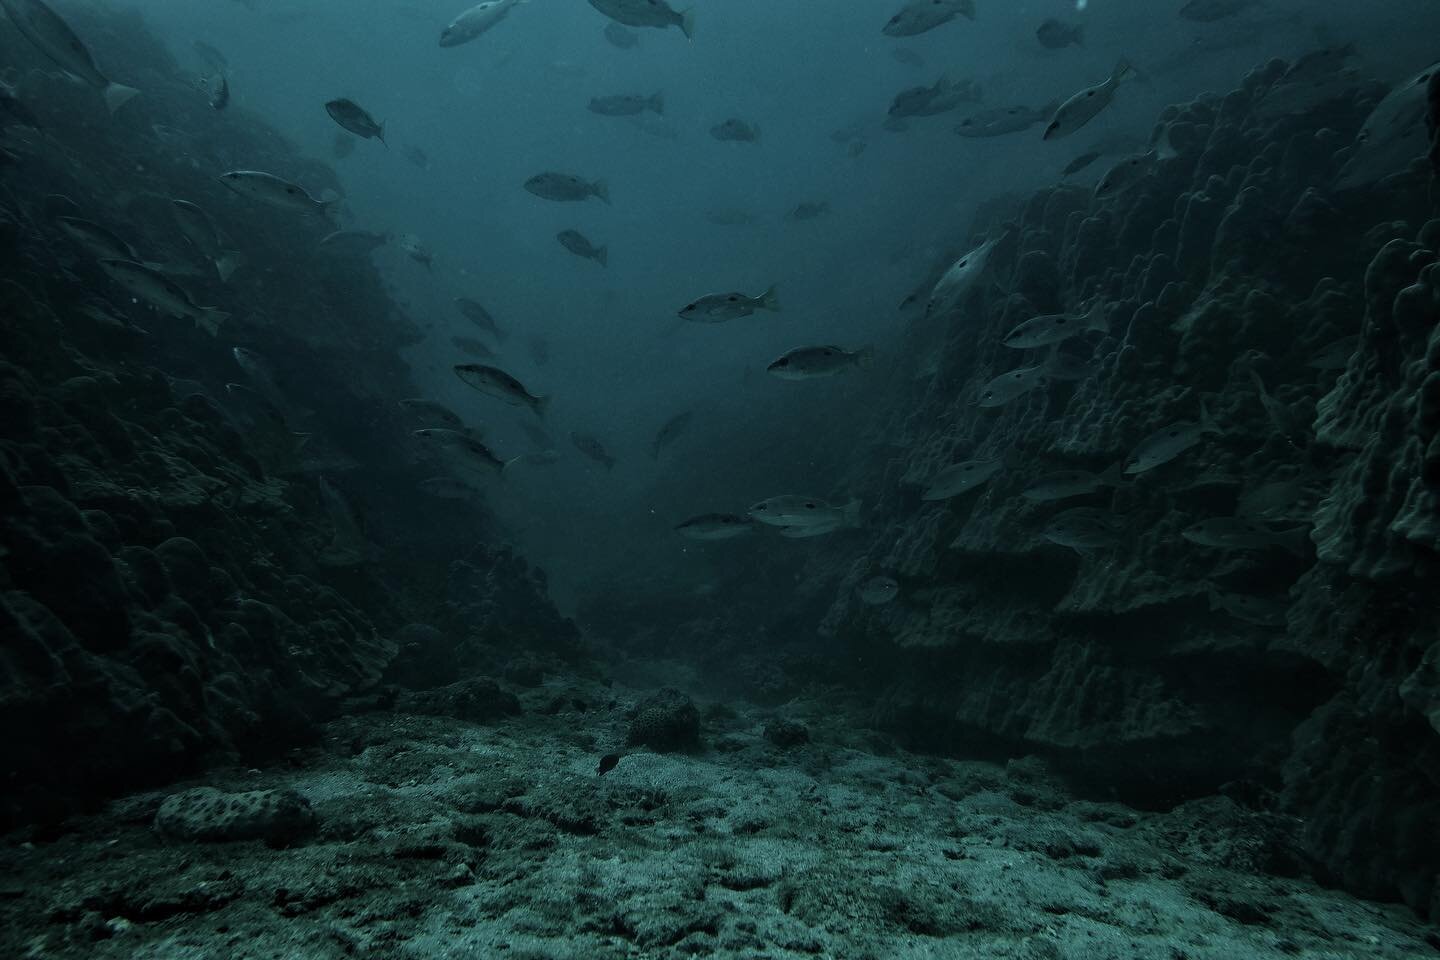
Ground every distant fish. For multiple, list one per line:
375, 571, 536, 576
1236, 476, 1306, 519
978, 364, 1049, 408
1093, 149, 1161, 198
1020, 463, 1122, 503
1179, 0, 1260, 22
404, 145, 431, 169
1124, 403, 1221, 474
398, 233, 433, 270
440, 0, 527, 47
1182, 517, 1309, 555
857, 576, 899, 605
955, 104, 1053, 138
597, 753, 623, 775
570, 431, 616, 470
675, 513, 756, 540
678, 285, 779, 323
881, 0, 974, 37
454, 298, 506, 340
748, 496, 861, 529
888, 73, 982, 118
1206, 586, 1288, 627
1002, 300, 1107, 349
1043, 59, 1132, 140
557, 228, 608, 265
56, 216, 141, 262
1036, 18, 1083, 49
589, 92, 663, 116
927, 236, 998, 316
921, 458, 1003, 500
1042, 507, 1121, 556
454, 363, 547, 417
651, 410, 693, 458
413, 428, 513, 475
97, 259, 228, 335
524, 171, 610, 204
1061, 151, 1102, 177
588, 0, 694, 38
170, 199, 245, 282
203, 71, 229, 111
325, 98, 385, 144
788, 201, 829, 221
767, 345, 874, 380
1247, 369, 1307, 446
602, 21, 639, 48
0, 0, 139, 114
398, 398, 465, 429
219, 170, 335, 216
452, 335, 495, 359
705, 208, 757, 226
711, 118, 760, 143
0, 78, 40, 129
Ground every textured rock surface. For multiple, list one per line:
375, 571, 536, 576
627, 687, 702, 751
155, 787, 316, 844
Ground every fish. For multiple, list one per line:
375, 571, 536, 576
413, 428, 513, 475
1093, 149, 1162, 199
557, 229, 608, 265
588, 0, 694, 38
1124, 402, 1221, 474
675, 513, 756, 540
955, 104, 1054, 138
1043, 60, 1133, 140
679, 286, 779, 323
1042, 507, 1121, 555
888, 74, 983, 118
711, 118, 760, 143
454, 363, 548, 417
597, 753, 622, 775
398, 233, 433, 270
926, 236, 998, 316
398, 398, 465, 429
219, 170, 335, 216
589, 92, 663, 116
748, 496, 862, 529
1279, 43, 1358, 86
524, 171, 610, 204
1206, 587, 1288, 627
403, 145, 431, 169
1020, 463, 1123, 503
1248, 369, 1307, 446
455, 297, 506, 340
651, 411, 693, 458
440, 0, 527, 47
767, 345, 874, 380
452, 336, 496, 360
1335, 61, 1438, 190
232, 348, 291, 416
1182, 518, 1309, 556
603, 21, 639, 48
325, 98, 385, 144
570, 432, 616, 470
1307, 335, 1358, 371
1179, 0, 1260, 22
97, 260, 228, 335
858, 576, 899, 605
705, 208, 757, 226
1236, 476, 1306, 519
417, 476, 480, 499
881, 0, 975, 37
318, 229, 388, 255
56, 217, 141, 262
978, 364, 1049, 408
204, 71, 229, 111
788, 201, 830, 221
847, 140, 868, 158
170, 199, 245, 282
1061, 151, 1103, 177
0, 0, 140, 114
921, 458, 1003, 500
1002, 300, 1107, 349
1036, 18, 1084, 49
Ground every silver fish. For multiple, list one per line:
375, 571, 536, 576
0, 0, 139, 113
780, 520, 845, 539
557, 229, 607, 265
922, 458, 1003, 501
1042, 507, 1121, 555
170, 199, 244, 282
1181, 518, 1309, 556
317, 476, 365, 566
455, 297, 506, 340
1236, 477, 1306, 519
1206, 587, 1288, 627
1003, 300, 1107, 349
440, 0, 528, 47
454, 363, 548, 417
587, 0, 694, 38
955, 104, 1054, 138
524, 171, 610, 204
98, 260, 228, 335
589, 92, 663, 116
679, 286, 779, 322
319, 229, 389, 255
888, 74, 982, 118
570, 432, 616, 470
1043, 60, 1133, 140
325, 98, 385, 143
398, 398, 464, 429
748, 496, 861, 529
1020, 463, 1123, 503
1124, 403, 1221, 474
927, 236, 998, 316
768, 345, 874, 380
232, 348, 290, 415
881, 0, 974, 37
56, 217, 139, 261
858, 576, 900, 605
651, 411, 693, 458
219, 170, 335, 216
1094, 150, 1160, 199
675, 513, 755, 540
398, 233, 432, 270
1335, 61, 1437, 190
1036, 18, 1083, 49
978, 364, 1048, 408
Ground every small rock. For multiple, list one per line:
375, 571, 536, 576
154, 787, 316, 845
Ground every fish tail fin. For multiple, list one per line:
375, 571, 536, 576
1086, 299, 1109, 333
594, 179, 611, 205
378, 123, 387, 146
1199, 397, 1221, 436
104, 82, 141, 115
760, 283, 780, 312
1111, 58, 1133, 84
855, 345, 876, 368
197, 307, 229, 336
215, 250, 246, 283
595, 245, 608, 267
679, 8, 696, 39
842, 498, 863, 528
651, 92, 665, 115
1098, 460, 1125, 487
533, 395, 550, 420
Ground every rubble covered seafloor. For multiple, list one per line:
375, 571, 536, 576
811, 58, 1440, 920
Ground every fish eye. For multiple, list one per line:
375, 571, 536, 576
805, 502, 816, 509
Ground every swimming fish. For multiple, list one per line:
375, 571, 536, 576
1020, 463, 1123, 503
170, 199, 245, 282
1206, 587, 1288, 627
679, 286, 779, 322
1124, 403, 1221, 474
1334, 61, 1438, 190
881, 0, 975, 37
325, 98, 385, 144
921, 458, 1003, 500
858, 576, 900, 605
888, 74, 983, 118
588, 0, 694, 38
413, 428, 513, 475
1036, 18, 1084, 49
1002, 300, 1107, 349
711, 118, 760, 142
977, 364, 1048, 408
1042, 507, 1122, 556
1181, 518, 1310, 556
956, 104, 1054, 138
927, 236, 999, 316
219, 170, 335, 216
398, 233, 433, 270
651, 411, 693, 458
557, 229, 608, 265
570, 432, 616, 470
748, 496, 861, 529
1043, 59, 1133, 140
767, 345, 874, 380
454, 363, 548, 417
675, 513, 755, 540
97, 260, 228, 335
56, 217, 141, 262
455, 297, 507, 340
0, 0, 139, 114
589, 92, 664, 116
524, 171, 610, 204
398, 398, 465, 429
440, 0, 528, 47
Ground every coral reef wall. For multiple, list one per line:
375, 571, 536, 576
0, 10, 577, 830
818, 61, 1440, 917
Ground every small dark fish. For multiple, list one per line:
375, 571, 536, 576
651, 410, 692, 458
557, 228, 608, 265
710, 118, 760, 143
1062, 151, 1102, 177
571, 431, 616, 469
403, 145, 431, 169
788, 201, 830, 221
589, 92, 663, 116
1035, 18, 1083, 49
455, 297, 506, 340
325, 97, 385, 144
603, 21, 639, 48
597, 753, 622, 775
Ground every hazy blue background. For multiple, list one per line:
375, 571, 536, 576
111, 0, 1436, 607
